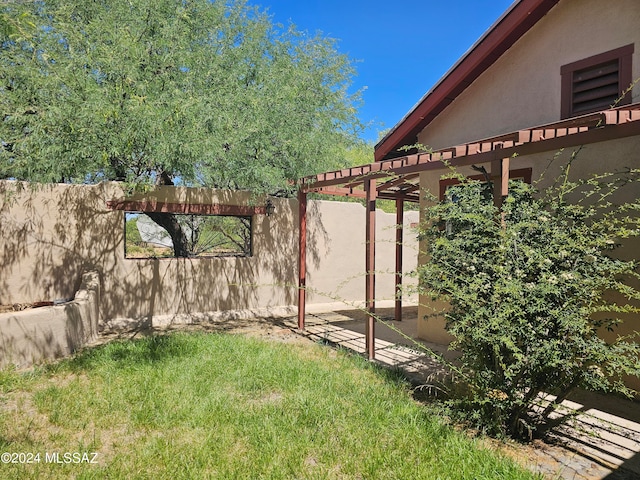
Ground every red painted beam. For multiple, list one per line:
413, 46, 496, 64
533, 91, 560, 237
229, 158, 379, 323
313, 187, 367, 198
106, 200, 265, 216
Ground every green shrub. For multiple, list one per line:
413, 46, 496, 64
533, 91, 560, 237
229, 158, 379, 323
418, 166, 640, 439
125, 216, 143, 245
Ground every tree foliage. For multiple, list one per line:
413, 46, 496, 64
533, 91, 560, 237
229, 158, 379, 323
0, 1, 35, 43
418, 166, 640, 439
0, 0, 362, 192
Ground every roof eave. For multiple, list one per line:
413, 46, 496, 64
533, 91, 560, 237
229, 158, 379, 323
374, 0, 561, 161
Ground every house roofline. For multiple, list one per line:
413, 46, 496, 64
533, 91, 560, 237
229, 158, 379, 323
374, 0, 560, 161
307, 103, 640, 197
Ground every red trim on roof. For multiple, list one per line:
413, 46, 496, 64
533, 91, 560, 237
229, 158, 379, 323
374, 0, 560, 162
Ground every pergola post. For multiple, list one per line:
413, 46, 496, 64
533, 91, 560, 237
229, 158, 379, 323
491, 157, 510, 227
297, 189, 307, 330
394, 197, 404, 322
501, 157, 510, 198
365, 178, 377, 360
491, 157, 510, 204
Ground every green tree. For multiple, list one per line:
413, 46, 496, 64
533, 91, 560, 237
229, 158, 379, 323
418, 168, 640, 439
0, 0, 362, 255
0, 1, 35, 42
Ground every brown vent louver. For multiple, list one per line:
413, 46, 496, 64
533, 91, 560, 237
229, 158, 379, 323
561, 44, 634, 119
571, 60, 620, 115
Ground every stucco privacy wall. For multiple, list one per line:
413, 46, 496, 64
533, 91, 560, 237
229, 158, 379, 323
304, 199, 419, 309
0, 271, 100, 368
0, 181, 418, 329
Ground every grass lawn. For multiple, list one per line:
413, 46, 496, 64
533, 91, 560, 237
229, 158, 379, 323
0, 332, 539, 479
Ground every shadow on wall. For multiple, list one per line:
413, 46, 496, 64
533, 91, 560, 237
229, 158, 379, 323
0, 182, 121, 303
0, 181, 418, 333
307, 199, 331, 268
0, 181, 303, 329
103, 192, 301, 327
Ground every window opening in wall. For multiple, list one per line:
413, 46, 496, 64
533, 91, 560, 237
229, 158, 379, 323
443, 182, 493, 236
561, 44, 634, 119
124, 212, 252, 259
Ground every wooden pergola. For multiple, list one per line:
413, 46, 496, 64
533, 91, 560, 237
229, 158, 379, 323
296, 104, 640, 360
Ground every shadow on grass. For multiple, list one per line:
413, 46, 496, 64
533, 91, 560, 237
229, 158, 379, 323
51, 333, 205, 372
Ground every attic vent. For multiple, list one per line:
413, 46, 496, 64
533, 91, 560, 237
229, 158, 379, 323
561, 44, 633, 119
571, 60, 619, 114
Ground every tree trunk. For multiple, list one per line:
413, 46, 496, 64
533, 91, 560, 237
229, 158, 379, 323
146, 211, 190, 257
145, 170, 190, 258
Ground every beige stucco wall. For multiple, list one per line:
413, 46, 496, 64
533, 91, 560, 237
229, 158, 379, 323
413, 0, 640, 389
0, 181, 418, 332
0, 271, 100, 368
305, 200, 419, 309
417, 0, 640, 151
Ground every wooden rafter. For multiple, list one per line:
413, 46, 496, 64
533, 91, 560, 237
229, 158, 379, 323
301, 105, 640, 201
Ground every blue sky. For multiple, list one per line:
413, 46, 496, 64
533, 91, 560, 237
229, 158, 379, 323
249, 0, 515, 142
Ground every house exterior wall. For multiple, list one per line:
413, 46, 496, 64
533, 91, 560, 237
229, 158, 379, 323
414, 0, 640, 389
418, 138, 640, 341
0, 181, 418, 332
417, 0, 640, 151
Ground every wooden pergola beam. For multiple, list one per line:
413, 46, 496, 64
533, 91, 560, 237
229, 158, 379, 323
106, 200, 266, 216
302, 106, 640, 194
312, 187, 367, 198
377, 173, 420, 192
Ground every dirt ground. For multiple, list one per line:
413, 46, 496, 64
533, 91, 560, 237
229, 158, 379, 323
94, 315, 307, 346
0, 302, 55, 313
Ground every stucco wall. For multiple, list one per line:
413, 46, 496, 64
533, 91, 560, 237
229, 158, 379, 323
417, 0, 640, 150
0, 271, 100, 368
0, 181, 418, 332
305, 199, 419, 309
